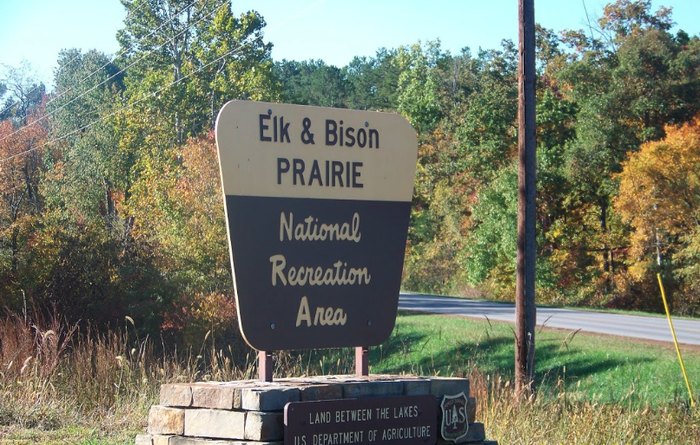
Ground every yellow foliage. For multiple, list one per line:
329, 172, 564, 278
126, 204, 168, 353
615, 114, 700, 276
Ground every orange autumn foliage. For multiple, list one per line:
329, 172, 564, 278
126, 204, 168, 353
615, 115, 700, 280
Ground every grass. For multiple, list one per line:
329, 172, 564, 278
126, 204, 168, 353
472, 372, 699, 444
373, 312, 700, 406
1, 310, 699, 444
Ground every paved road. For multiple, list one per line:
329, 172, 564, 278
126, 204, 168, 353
398, 293, 700, 346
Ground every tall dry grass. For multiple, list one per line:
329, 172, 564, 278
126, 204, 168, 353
469, 369, 700, 444
0, 310, 253, 439
1, 310, 698, 443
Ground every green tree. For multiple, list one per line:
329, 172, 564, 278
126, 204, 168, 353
46, 49, 126, 226
403, 41, 517, 294
16, 49, 172, 331
193, 7, 277, 125
0, 62, 45, 124
117, 0, 276, 143
111, 0, 276, 337
344, 48, 401, 111
395, 41, 448, 134
464, 164, 517, 293
275, 59, 347, 107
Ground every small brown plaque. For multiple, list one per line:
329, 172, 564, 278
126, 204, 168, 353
284, 395, 436, 445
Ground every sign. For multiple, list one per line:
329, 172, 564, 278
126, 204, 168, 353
284, 395, 436, 445
440, 393, 469, 443
215, 101, 417, 350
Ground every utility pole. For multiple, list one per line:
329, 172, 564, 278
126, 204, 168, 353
515, 0, 537, 396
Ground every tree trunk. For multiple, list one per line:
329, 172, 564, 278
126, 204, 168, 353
599, 197, 613, 292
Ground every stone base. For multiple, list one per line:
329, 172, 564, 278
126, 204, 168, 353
137, 375, 496, 445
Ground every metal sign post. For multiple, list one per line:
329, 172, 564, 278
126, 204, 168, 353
259, 350, 273, 382
355, 346, 368, 376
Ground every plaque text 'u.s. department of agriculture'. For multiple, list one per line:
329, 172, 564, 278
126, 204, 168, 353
284, 396, 437, 445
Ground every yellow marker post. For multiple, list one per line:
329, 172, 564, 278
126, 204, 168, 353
657, 273, 695, 407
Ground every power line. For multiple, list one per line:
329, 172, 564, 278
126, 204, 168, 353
0, 38, 257, 167
1, 0, 227, 144
0, 0, 229, 147
43, 0, 231, 138
0, 80, 45, 119
0, 0, 152, 118
44, 0, 202, 108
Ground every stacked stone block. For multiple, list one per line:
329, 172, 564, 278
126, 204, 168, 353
136, 375, 496, 445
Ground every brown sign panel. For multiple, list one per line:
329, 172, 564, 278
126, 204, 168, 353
284, 395, 437, 445
215, 101, 417, 350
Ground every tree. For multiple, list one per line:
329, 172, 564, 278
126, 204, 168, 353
615, 115, 700, 314
539, 0, 700, 303
453, 68, 518, 182
0, 62, 45, 125
403, 40, 518, 295
275, 59, 347, 107
117, 0, 276, 143
0, 81, 6, 106
0, 103, 47, 309
191, 6, 277, 126
105, 0, 277, 335
344, 48, 401, 111
46, 49, 126, 227
395, 41, 447, 134
118, 0, 206, 144
127, 132, 235, 340
598, 0, 672, 46
403, 126, 476, 293
465, 165, 518, 291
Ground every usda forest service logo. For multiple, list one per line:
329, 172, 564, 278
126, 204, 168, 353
440, 392, 469, 443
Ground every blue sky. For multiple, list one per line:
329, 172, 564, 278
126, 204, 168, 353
0, 0, 698, 90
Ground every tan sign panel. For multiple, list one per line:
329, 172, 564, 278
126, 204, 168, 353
216, 101, 416, 202
215, 101, 417, 351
